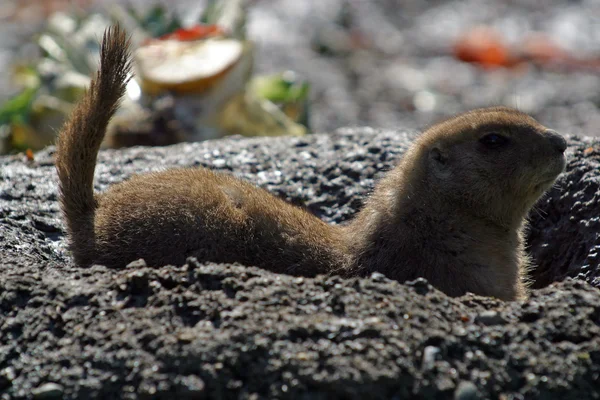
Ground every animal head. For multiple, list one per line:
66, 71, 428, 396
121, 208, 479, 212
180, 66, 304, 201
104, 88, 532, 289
417, 106, 566, 226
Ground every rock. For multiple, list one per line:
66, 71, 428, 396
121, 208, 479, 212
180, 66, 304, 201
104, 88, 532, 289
370, 272, 388, 282
0, 367, 16, 390
175, 375, 206, 397
32, 383, 64, 399
422, 346, 441, 370
406, 277, 433, 295
1, 129, 599, 399
475, 310, 507, 326
454, 381, 479, 400
124, 270, 150, 295
126, 259, 147, 269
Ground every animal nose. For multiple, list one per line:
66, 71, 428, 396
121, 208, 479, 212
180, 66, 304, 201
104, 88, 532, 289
546, 130, 567, 153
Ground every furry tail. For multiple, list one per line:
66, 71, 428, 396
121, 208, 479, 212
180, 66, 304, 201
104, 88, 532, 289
55, 25, 131, 265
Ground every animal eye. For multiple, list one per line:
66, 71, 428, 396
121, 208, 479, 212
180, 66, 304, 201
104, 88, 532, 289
479, 133, 509, 148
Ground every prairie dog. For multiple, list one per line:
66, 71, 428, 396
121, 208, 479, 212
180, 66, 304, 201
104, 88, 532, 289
56, 26, 567, 301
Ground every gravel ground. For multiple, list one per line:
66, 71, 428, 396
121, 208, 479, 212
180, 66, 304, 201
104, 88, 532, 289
1, 1, 600, 399
1, 128, 600, 399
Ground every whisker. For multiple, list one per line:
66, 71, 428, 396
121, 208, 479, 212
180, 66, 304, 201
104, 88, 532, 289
531, 204, 547, 219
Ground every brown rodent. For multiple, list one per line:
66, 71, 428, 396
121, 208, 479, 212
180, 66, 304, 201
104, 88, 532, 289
56, 26, 567, 301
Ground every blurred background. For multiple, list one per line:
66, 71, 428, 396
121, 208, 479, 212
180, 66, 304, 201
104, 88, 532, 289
0, 0, 599, 154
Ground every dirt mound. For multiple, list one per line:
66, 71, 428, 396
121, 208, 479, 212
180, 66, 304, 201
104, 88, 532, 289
1, 128, 599, 399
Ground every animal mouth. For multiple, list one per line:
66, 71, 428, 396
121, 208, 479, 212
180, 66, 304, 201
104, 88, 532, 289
533, 175, 560, 192
541, 154, 567, 181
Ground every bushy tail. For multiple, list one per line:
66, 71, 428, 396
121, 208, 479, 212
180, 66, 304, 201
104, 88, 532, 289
55, 25, 132, 265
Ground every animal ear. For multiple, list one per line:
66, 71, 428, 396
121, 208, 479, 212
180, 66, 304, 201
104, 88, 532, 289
429, 147, 447, 166
428, 147, 450, 177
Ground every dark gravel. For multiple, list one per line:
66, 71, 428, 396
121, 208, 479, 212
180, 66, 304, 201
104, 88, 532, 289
1, 128, 600, 399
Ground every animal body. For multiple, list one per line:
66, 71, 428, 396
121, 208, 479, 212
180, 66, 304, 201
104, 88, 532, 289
56, 26, 567, 300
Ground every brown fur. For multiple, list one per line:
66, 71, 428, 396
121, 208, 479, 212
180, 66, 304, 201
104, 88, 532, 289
55, 25, 132, 267
342, 108, 566, 300
56, 26, 567, 301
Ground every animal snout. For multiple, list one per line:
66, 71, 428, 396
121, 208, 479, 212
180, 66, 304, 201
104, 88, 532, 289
545, 129, 567, 153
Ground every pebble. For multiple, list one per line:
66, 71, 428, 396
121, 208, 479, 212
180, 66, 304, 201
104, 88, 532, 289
126, 270, 150, 294
126, 258, 147, 269
454, 381, 479, 400
177, 374, 205, 394
32, 382, 64, 399
370, 272, 388, 282
475, 310, 507, 326
406, 277, 432, 295
0, 366, 16, 389
422, 345, 440, 369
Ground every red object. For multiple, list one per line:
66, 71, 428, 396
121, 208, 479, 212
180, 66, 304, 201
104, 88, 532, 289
521, 34, 569, 64
454, 27, 600, 72
454, 27, 514, 68
25, 148, 34, 161
158, 25, 224, 42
